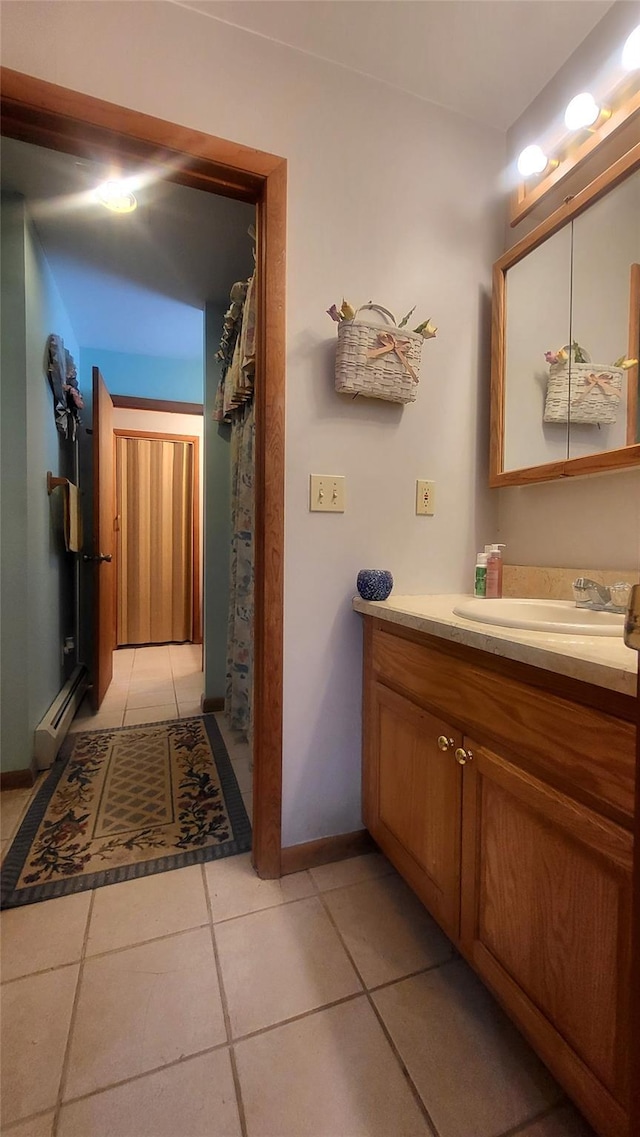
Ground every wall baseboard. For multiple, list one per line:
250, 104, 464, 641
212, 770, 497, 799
1, 768, 35, 790
202, 696, 225, 713
280, 829, 374, 876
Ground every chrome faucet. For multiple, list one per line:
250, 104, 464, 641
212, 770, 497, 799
572, 577, 632, 614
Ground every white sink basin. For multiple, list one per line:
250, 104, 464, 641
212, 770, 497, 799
453, 598, 625, 637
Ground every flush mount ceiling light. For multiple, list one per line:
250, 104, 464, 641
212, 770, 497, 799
516, 144, 549, 178
622, 25, 640, 71
564, 92, 602, 131
94, 178, 137, 213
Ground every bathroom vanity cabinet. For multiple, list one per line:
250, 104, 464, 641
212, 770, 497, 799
362, 616, 636, 1137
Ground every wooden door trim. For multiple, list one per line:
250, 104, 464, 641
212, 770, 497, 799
112, 395, 204, 416
114, 429, 202, 646
1, 67, 286, 878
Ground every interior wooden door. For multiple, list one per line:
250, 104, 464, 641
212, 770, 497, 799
460, 737, 632, 1137
115, 432, 196, 646
91, 366, 115, 710
368, 681, 463, 940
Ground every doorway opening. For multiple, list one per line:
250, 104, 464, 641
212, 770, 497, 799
1, 67, 286, 878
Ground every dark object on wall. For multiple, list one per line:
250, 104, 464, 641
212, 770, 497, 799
46, 334, 84, 439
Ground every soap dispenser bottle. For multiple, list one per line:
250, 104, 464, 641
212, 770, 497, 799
485, 544, 506, 599
474, 552, 488, 598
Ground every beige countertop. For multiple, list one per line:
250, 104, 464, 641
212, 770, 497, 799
353, 593, 638, 697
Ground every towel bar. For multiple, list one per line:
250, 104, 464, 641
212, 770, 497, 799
47, 471, 69, 494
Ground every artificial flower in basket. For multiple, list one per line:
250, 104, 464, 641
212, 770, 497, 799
543, 340, 637, 426
327, 299, 437, 405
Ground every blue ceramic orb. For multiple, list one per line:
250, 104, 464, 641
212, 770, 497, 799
357, 569, 393, 601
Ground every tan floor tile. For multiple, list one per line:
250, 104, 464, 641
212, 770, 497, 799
87, 864, 208, 955
123, 703, 177, 727
125, 683, 177, 709
241, 792, 253, 820
517, 1105, 598, 1137
1, 892, 92, 981
231, 757, 252, 793
130, 663, 173, 675
64, 928, 225, 1100
1, 840, 9, 864
127, 669, 172, 687
323, 873, 452, 988
310, 852, 395, 892
99, 681, 129, 703
171, 659, 203, 678
236, 996, 431, 1137
225, 737, 251, 764
213, 715, 249, 756
216, 896, 361, 1037
372, 960, 562, 1137
58, 1050, 241, 1137
1, 791, 31, 843
204, 852, 314, 922
178, 699, 203, 718
1, 1110, 56, 1136
68, 711, 124, 734
0, 965, 79, 1127
174, 676, 204, 699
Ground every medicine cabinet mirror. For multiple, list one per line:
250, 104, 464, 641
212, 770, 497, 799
490, 145, 640, 486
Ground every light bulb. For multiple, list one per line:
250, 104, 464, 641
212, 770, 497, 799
516, 145, 549, 178
622, 25, 640, 70
564, 93, 600, 131
94, 179, 137, 213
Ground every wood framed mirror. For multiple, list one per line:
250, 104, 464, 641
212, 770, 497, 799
490, 142, 640, 487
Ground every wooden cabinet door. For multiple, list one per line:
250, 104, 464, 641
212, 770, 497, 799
460, 738, 632, 1137
364, 681, 463, 940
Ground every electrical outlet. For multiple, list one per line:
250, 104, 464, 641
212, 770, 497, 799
416, 479, 435, 516
309, 474, 345, 512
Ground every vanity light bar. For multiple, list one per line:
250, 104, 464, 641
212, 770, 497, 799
516, 25, 639, 187
512, 27, 640, 225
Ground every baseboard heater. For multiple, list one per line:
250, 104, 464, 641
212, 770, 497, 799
34, 664, 89, 770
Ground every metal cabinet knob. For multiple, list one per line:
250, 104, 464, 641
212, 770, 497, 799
455, 747, 473, 765
437, 735, 454, 751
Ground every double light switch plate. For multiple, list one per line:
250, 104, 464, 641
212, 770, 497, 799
309, 475, 345, 512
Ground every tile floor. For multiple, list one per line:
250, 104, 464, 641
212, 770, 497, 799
1, 646, 596, 1136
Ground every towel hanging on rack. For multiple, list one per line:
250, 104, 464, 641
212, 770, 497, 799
64, 482, 82, 553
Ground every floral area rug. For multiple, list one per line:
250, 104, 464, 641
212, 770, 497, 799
1, 715, 251, 909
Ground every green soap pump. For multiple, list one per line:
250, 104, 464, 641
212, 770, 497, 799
474, 552, 488, 598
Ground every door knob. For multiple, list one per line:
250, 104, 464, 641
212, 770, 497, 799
455, 747, 473, 765
437, 735, 454, 751
83, 553, 112, 563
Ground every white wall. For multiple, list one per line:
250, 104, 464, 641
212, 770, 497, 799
499, 1, 640, 571
0, 1, 504, 842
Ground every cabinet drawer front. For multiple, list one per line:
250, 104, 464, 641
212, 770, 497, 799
371, 624, 635, 822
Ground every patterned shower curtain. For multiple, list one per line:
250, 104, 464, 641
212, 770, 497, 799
226, 400, 255, 740
215, 271, 256, 742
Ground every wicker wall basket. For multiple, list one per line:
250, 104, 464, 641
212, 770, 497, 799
335, 304, 422, 404
543, 361, 624, 425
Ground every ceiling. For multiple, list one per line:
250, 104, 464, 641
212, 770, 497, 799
175, 0, 615, 130
0, 136, 255, 359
